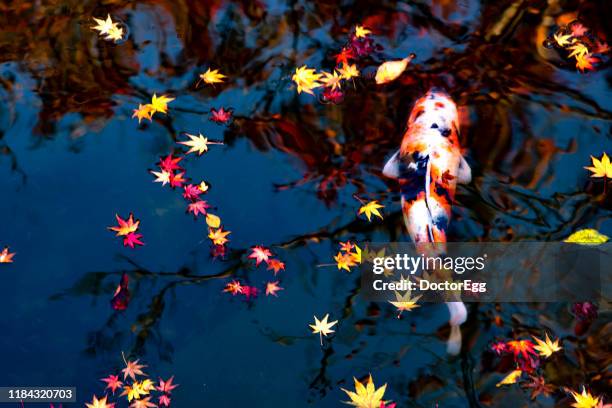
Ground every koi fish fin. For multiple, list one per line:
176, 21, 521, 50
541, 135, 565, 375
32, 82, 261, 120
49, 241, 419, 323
382, 149, 401, 178
457, 156, 471, 184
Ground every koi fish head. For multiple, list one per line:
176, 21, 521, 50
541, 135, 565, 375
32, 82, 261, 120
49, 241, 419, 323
407, 88, 459, 143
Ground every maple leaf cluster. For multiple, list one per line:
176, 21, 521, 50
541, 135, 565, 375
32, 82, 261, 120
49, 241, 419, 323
132, 94, 175, 124
90, 354, 178, 408
223, 245, 286, 300
108, 213, 144, 249
292, 24, 383, 103
91, 14, 126, 43
546, 20, 609, 72
333, 241, 362, 272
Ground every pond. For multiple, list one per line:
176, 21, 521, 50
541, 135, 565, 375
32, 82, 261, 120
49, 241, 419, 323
0, 0, 610, 407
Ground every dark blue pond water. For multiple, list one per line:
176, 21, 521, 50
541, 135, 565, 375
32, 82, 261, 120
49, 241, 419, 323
0, 1, 610, 407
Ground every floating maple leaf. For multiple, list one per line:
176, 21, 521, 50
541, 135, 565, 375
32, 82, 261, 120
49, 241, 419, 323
523, 376, 554, 400
210, 107, 233, 124
224, 280, 244, 295
496, 369, 522, 387
188, 200, 209, 218
334, 47, 356, 65
248, 245, 273, 266
334, 251, 357, 272
388, 290, 421, 317
179, 133, 223, 156
506, 339, 537, 361
322, 88, 344, 104
205, 213, 221, 228
358, 200, 384, 221
570, 22, 589, 37
157, 376, 179, 393
169, 172, 187, 189
151, 170, 171, 186
242, 285, 259, 300
149, 94, 174, 115
585, 153, 612, 178
183, 184, 204, 201
338, 63, 359, 80
158, 395, 171, 407
265, 281, 283, 296
208, 227, 231, 246
491, 341, 507, 355
91, 14, 119, 37
109, 213, 140, 236
101, 374, 123, 394
292, 66, 322, 95
267, 259, 286, 275
158, 154, 183, 173
354, 25, 372, 38
570, 387, 602, 408
567, 43, 589, 59
199, 68, 227, 86
553, 32, 574, 47
111, 272, 130, 311
129, 397, 156, 408
0, 246, 15, 263
122, 359, 147, 381
85, 395, 115, 408
532, 333, 562, 358
576, 54, 598, 72
341, 374, 388, 408
321, 70, 342, 91
123, 232, 144, 248
310, 314, 338, 345
132, 104, 154, 123
105, 25, 124, 42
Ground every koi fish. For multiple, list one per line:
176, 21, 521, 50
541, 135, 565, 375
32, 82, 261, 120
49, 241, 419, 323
383, 88, 471, 354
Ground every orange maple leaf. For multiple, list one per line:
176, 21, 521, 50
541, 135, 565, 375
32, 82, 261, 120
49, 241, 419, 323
0, 246, 15, 263
109, 214, 140, 237
267, 259, 286, 275
208, 228, 231, 246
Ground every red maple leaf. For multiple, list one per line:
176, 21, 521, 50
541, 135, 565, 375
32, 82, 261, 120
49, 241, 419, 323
157, 376, 179, 393
491, 341, 507, 355
188, 200, 210, 217
101, 374, 123, 394
183, 184, 203, 201
210, 107, 233, 124
334, 46, 355, 66
267, 259, 286, 275
169, 172, 187, 188
242, 286, 259, 300
158, 154, 183, 172
248, 246, 273, 266
570, 22, 588, 37
158, 395, 171, 407
506, 339, 537, 360
111, 272, 131, 311
211, 244, 227, 259
123, 232, 144, 248
322, 88, 344, 104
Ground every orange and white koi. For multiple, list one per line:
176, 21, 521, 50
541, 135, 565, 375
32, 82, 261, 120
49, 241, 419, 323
383, 88, 471, 354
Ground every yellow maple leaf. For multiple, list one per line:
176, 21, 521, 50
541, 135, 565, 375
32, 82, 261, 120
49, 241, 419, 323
199, 68, 227, 85
292, 65, 322, 95
553, 32, 575, 47
532, 333, 562, 358
179, 133, 222, 156
564, 229, 610, 245
309, 313, 338, 345
91, 14, 118, 36
85, 395, 114, 408
320, 70, 342, 91
354, 25, 372, 39
334, 251, 357, 272
198, 181, 210, 193
584, 153, 612, 178
105, 25, 124, 42
151, 170, 171, 186
132, 104, 154, 123
338, 63, 360, 80
496, 369, 522, 387
567, 43, 589, 59
208, 227, 230, 246
149, 93, 174, 115
570, 387, 601, 408
205, 213, 221, 228
389, 289, 421, 317
358, 200, 384, 221
350, 244, 362, 264
341, 374, 388, 408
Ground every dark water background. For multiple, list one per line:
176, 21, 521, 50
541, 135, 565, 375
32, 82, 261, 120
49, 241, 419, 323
0, 0, 610, 407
